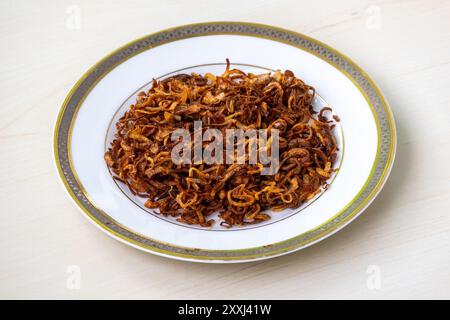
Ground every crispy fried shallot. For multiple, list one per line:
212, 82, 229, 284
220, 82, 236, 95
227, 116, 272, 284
105, 60, 339, 227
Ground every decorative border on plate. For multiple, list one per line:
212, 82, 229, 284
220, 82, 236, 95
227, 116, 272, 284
54, 22, 396, 262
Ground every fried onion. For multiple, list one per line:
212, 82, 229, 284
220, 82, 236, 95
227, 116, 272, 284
105, 60, 339, 227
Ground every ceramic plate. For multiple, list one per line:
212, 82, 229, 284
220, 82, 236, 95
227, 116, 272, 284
54, 22, 396, 263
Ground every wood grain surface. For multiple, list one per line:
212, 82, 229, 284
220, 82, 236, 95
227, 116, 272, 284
0, 0, 449, 299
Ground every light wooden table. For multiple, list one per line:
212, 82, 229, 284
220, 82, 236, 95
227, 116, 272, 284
1, 0, 449, 299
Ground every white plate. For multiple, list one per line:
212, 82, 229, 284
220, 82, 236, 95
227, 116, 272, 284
54, 22, 396, 263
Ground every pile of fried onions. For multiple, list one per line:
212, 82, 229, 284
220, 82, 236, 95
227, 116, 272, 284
105, 61, 339, 227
